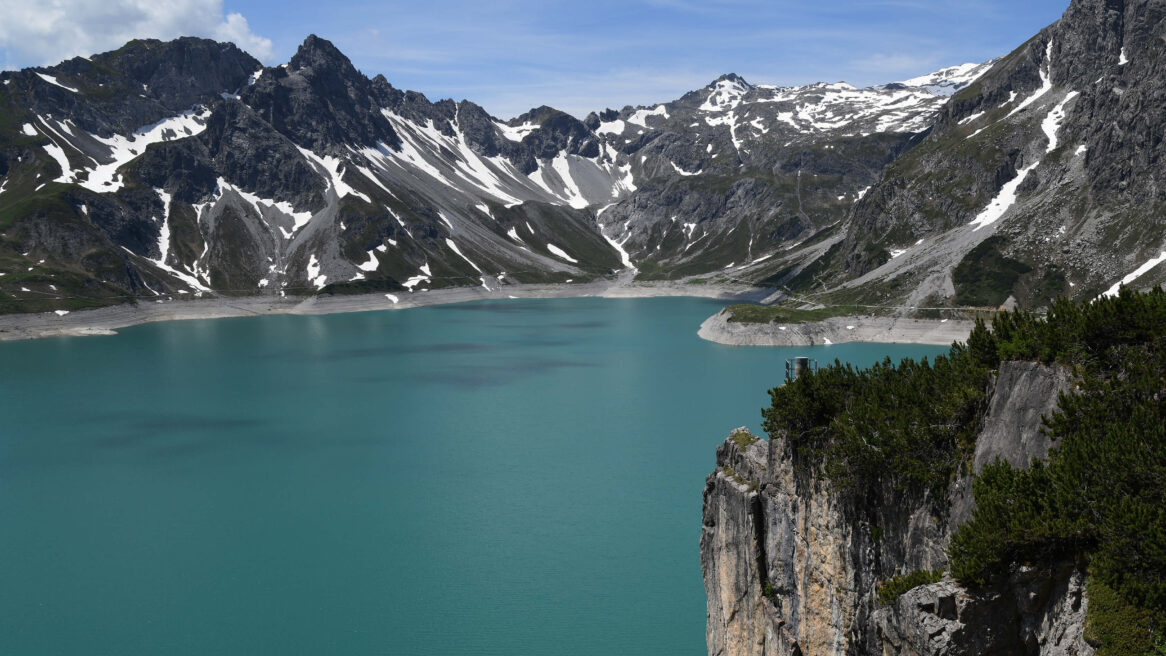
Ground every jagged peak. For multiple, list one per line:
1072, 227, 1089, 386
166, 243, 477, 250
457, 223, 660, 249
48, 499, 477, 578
711, 72, 751, 88
511, 105, 570, 126
288, 34, 360, 78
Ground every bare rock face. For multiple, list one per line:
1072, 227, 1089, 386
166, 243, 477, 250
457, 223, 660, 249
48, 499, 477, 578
701, 361, 1093, 656
837, 0, 1166, 305
870, 566, 1092, 656
974, 361, 1075, 473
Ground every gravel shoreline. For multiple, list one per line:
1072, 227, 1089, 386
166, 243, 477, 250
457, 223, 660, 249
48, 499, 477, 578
0, 279, 772, 342
697, 308, 975, 347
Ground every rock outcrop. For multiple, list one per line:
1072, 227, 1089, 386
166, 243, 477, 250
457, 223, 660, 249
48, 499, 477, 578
696, 310, 974, 347
701, 361, 1092, 656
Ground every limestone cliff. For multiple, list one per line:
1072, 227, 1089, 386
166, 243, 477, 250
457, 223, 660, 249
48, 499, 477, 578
701, 361, 1094, 656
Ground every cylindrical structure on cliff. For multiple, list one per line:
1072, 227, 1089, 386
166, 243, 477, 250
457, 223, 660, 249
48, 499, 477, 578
785, 357, 816, 382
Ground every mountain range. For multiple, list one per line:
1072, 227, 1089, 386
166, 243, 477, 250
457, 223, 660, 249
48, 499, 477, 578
0, 0, 1161, 315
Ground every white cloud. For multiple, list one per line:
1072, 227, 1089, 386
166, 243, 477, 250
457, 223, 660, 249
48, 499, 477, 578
0, 0, 273, 69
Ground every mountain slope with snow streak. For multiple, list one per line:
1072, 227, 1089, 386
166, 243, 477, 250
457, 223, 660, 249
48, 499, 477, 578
0, 31, 1006, 313
784, 0, 1166, 313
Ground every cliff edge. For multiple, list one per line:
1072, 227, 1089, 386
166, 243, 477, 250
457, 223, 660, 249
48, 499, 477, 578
701, 360, 1090, 655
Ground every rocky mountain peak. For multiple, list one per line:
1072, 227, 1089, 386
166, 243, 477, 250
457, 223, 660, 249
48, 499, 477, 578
511, 105, 567, 126
288, 34, 361, 79
241, 34, 400, 154
711, 72, 751, 87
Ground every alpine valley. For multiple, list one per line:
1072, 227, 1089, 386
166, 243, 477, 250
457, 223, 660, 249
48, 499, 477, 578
6, 0, 1160, 317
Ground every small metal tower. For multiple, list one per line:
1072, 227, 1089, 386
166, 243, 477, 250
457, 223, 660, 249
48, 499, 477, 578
785, 356, 818, 382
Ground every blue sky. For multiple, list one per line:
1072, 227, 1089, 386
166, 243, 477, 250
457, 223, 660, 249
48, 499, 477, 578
1, 0, 1070, 119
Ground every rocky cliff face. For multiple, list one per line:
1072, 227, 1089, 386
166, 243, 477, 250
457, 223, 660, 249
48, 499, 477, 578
701, 361, 1095, 656
812, 0, 1166, 310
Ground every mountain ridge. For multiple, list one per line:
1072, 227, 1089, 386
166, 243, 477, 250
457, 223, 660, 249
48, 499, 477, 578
0, 32, 991, 314
5, 1, 1160, 319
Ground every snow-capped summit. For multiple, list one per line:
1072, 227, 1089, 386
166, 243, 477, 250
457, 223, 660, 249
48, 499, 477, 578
700, 74, 753, 111
892, 59, 999, 96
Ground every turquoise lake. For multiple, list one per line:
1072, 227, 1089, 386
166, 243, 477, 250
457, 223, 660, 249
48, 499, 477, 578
0, 297, 948, 655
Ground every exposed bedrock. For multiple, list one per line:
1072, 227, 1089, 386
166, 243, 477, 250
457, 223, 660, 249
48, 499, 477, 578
701, 361, 1091, 655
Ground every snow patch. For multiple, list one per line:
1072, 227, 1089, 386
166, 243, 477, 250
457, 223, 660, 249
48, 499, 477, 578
217, 178, 314, 239
36, 73, 78, 93
306, 254, 327, 290
547, 153, 589, 209
403, 263, 432, 291
42, 142, 75, 183
897, 61, 992, 96
1101, 251, 1166, 298
296, 147, 371, 202
546, 243, 578, 263
57, 107, 212, 192
146, 187, 210, 292
970, 91, 1076, 231
958, 111, 985, 125
445, 238, 491, 289
1007, 42, 1055, 119
700, 77, 750, 112
1040, 91, 1078, 153
595, 119, 626, 136
601, 223, 636, 271
969, 162, 1038, 231
496, 121, 540, 141
626, 105, 669, 128
357, 250, 380, 272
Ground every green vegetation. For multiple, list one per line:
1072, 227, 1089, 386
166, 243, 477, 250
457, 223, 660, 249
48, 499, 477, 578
763, 287, 1166, 653
948, 289, 1166, 652
762, 331, 991, 496
721, 465, 758, 491
876, 570, 944, 605
952, 236, 1033, 307
725, 303, 860, 324
633, 259, 672, 281
785, 242, 844, 292
729, 429, 759, 450
318, 278, 404, 295
1084, 578, 1166, 656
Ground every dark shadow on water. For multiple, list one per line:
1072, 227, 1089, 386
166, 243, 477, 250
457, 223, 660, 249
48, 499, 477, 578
18, 413, 390, 465
83, 414, 265, 447
260, 341, 500, 362
354, 357, 594, 388
426, 300, 575, 314
264, 335, 582, 362
548, 321, 609, 330
327, 342, 497, 359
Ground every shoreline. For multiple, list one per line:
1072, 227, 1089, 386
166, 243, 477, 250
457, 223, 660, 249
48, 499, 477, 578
697, 308, 974, 347
0, 279, 771, 342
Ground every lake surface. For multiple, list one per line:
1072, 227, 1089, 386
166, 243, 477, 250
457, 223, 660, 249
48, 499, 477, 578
0, 297, 947, 655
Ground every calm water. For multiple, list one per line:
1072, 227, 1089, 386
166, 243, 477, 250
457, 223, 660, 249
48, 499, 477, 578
0, 297, 946, 655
